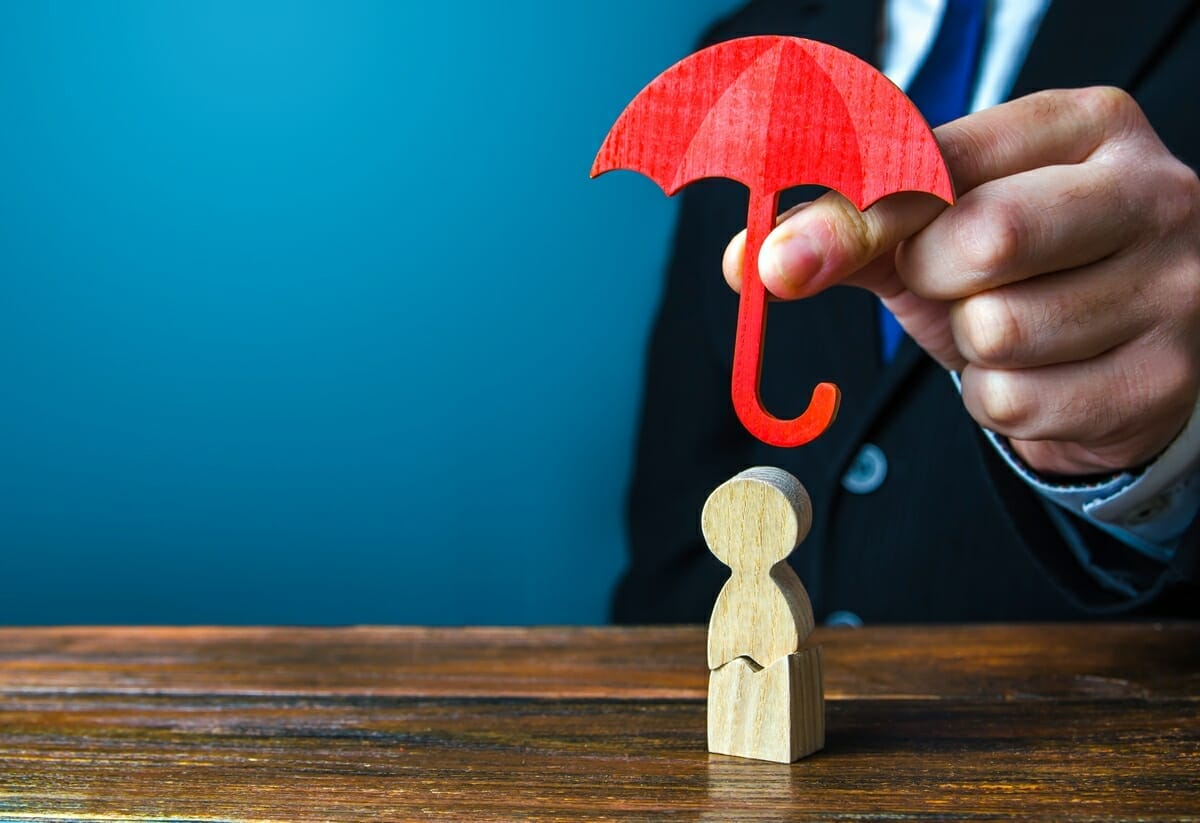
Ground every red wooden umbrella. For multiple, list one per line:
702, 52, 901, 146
593, 36, 953, 447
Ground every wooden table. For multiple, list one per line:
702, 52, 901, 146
0, 624, 1197, 821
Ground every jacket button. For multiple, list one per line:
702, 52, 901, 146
825, 610, 864, 628
842, 443, 888, 494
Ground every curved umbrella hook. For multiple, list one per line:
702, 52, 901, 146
732, 190, 841, 447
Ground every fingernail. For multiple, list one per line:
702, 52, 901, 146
760, 232, 823, 298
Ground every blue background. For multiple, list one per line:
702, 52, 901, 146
0, 1, 743, 624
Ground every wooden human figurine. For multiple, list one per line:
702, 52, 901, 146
702, 466, 824, 763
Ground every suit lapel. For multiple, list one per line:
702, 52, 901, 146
1011, 0, 1197, 96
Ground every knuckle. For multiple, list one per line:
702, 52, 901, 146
826, 194, 878, 261
1172, 362, 1199, 412
1154, 345, 1200, 415
1185, 254, 1200, 318
975, 371, 1038, 434
1078, 85, 1133, 115
957, 193, 1024, 276
956, 292, 1025, 367
936, 119, 989, 190
1144, 195, 1200, 340
1152, 159, 1200, 235
1075, 86, 1142, 136
1109, 347, 1198, 453
1167, 254, 1200, 330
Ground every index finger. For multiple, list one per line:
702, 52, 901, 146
753, 87, 1125, 300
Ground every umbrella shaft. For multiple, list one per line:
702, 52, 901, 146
736, 189, 781, 385
731, 190, 840, 448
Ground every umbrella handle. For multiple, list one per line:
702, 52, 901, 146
731, 191, 840, 448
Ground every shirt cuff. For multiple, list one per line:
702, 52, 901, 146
952, 374, 1200, 562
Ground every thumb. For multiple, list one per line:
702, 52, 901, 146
757, 189, 947, 299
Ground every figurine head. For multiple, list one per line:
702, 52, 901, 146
701, 466, 812, 570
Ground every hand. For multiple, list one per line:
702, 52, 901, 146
723, 88, 1200, 477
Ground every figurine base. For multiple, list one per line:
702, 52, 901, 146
707, 645, 825, 763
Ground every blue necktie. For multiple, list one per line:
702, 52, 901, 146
878, 0, 987, 362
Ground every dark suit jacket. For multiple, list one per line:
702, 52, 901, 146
615, 0, 1200, 624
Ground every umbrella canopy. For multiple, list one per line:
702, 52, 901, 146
593, 36, 953, 447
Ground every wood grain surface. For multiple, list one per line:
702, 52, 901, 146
1, 623, 1198, 820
